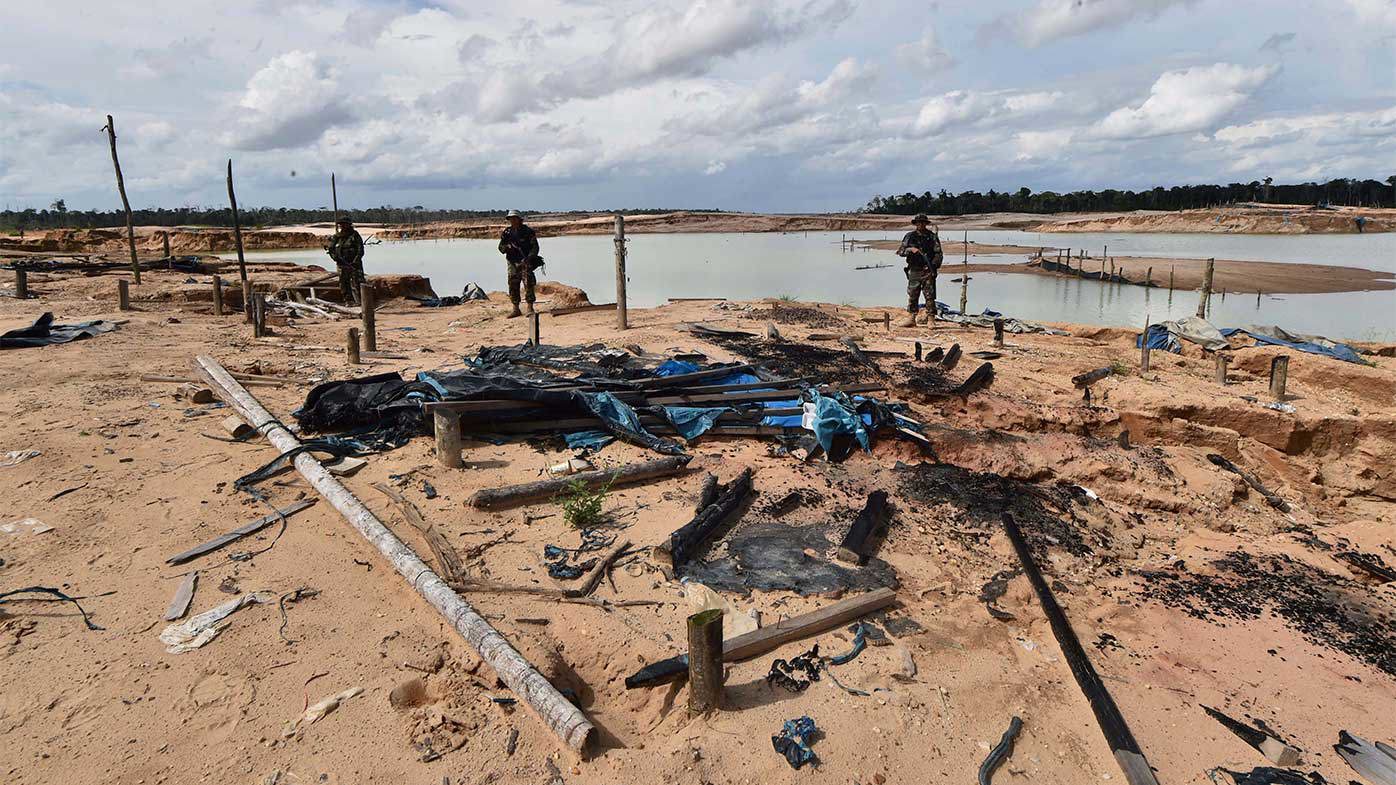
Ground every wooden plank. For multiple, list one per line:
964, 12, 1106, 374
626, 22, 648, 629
547, 303, 616, 316
1002, 512, 1161, 785
468, 456, 692, 510
164, 499, 317, 565
425, 383, 884, 416
162, 571, 198, 621
623, 587, 897, 689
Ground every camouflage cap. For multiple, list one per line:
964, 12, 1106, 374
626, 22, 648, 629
506, 210, 522, 219
336, 216, 352, 224
912, 213, 930, 224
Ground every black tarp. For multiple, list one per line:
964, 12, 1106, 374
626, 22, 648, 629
1, 312, 118, 349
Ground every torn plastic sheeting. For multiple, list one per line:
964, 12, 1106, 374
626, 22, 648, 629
563, 429, 614, 452
806, 390, 871, 455
283, 687, 364, 738
1, 312, 119, 349
655, 406, 731, 439
826, 623, 869, 666
159, 592, 273, 653
772, 716, 820, 769
1135, 323, 1182, 353
1223, 325, 1365, 364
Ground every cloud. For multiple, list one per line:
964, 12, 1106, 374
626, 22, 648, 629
704, 160, 727, 175
999, 0, 1197, 47
1093, 63, 1278, 139
1344, 0, 1396, 28
895, 27, 956, 74
1259, 32, 1296, 52
911, 89, 1063, 136
227, 51, 355, 151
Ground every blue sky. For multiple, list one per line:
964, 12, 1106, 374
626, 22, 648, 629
2, 0, 1393, 213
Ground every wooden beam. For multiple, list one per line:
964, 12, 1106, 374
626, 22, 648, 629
226, 159, 249, 316
655, 468, 752, 567
468, 456, 692, 510
192, 354, 595, 754
1202, 706, 1301, 767
623, 588, 898, 689
165, 499, 317, 565
687, 609, 723, 716
836, 491, 890, 565
360, 284, 377, 351
1268, 355, 1289, 401
614, 215, 628, 329
547, 303, 617, 317
1206, 454, 1291, 513
1001, 512, 1160, 785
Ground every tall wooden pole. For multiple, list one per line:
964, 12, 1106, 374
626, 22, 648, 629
226, 160, 250, 318
104, 114, 140, 285
331, 172, 339, 223
361, 283, 377, 351
614, 215, 628, 330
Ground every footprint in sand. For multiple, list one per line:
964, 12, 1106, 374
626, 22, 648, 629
180, 671, 258, 743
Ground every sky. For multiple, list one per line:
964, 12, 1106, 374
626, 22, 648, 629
1, 0, 1394, 213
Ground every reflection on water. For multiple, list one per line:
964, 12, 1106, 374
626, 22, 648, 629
230, 230, 1396, 341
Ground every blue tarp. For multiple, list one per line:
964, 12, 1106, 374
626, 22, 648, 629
658, 406, 731, 439
1136, 324, 1182, 353
807, 390, 871, 454
1222, 326, 1364, 365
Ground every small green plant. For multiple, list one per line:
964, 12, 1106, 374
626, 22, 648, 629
558, 477, 612, 528
1109, 359, 1131, 376
777, 293, 796, 302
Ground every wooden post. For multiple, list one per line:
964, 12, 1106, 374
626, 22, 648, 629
614, 215, 628, 330
226, 159, 250, 318
882, 311, 890, 332
528, 311, 541, 346
687, 609, 724, 716
162, 231, 172, 261
914, 341, 922, 362
1140, 321, 1151, 372
252, 293, 267, 338
433, 409, 464, 469
960, 229, 969, 314
1196, 258, 1215, 318
1268, 356, 1289, 401
1214, 354, 1229, 385
993, 318, 1005, 347
1169, 266, 1175, 291
1256, 290, 1262, 307
1145, 267, 1153, 287
14, 269, 27, 300
346, 327, 361, 364
104, 114, 140, 285
117, 279, 130, 310
360, 283, 377, 351
211, 275, 224, 316
331, 172, 338, 222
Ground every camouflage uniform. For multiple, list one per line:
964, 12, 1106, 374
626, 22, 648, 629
327, 226, 366, 304
897, 228, 943, 314
498, 224, 540, 306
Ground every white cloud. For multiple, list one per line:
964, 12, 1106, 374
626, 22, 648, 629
895, 27, 956, 74
704, 160, 727, 175
1093, 63, 1278, 139
1003, 0, 1196, 47
1344, 0, 1396, 28
227, 51, 355, 151
911, 89, 1062, 136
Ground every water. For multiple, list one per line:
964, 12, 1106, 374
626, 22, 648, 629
231, 230, 1396, 341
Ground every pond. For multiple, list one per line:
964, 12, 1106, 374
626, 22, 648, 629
230, 230, 1396, 341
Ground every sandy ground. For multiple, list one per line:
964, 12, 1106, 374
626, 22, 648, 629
1, 263, 1394, 785
1037, 204, 1395, 235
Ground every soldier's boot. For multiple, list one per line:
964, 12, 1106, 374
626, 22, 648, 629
918, 310, 932, 326
507, 301, 523, 318
524, 301, 536, 315
897, 311, 917, 328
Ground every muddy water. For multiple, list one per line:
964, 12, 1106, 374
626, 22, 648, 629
232, 230, 1396, 341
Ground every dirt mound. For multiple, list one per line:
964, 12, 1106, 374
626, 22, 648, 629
1037, 206, 1393, 234
535, 281, 590, 309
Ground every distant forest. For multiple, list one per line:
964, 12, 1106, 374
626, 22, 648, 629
0, 204, 713, 233
862, 177, 1396, 215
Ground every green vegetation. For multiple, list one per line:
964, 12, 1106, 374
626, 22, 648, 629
557, 477, 613, 528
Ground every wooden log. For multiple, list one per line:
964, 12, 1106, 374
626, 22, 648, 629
1214, 354, 1230, 385
547, 303, 617, 316
1196, 257, 1215, 318
360, 284, 377, 351
1072, 367, 1113, 388
14, 269, 27, 300
696, 473, 719, 511
468, 456, 691, 510
1001, 513, 1160, 785
1268, 355, 1289, 401
117, 279, 130, 311
165, 499, 317, 565
687, 609, 724, 715
836, 490, 890, 565
212, 275, 224, 316
614, 215, 628, 329
914, 341, 922, 362
992, 318, 1005, 347
569, 539, 631, 598
163, 571, 198, 621
141, 373, 285, 387
433, 408, 463, 469
1206, 454, 1290, 513
346, 327, 361, 364
655, 468, 753, 567
624, 587, 898, 689
1140, 317, 1151, 372
104, 115, 140, 285
372, 483, 467, 584
226, 160, 249, 318
162, 231, 172, 261
191, 355, 594, 754
252, 294, 267, 337
221, 414, 254, 439
1202, 705, 1301, 767
307, 296, 360, 316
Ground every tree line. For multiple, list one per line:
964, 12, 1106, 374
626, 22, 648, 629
861, 177, 1396, 216
0, 204, 716, 233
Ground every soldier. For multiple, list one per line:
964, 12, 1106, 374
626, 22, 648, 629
497, 209, 540, 318
326, 216, 365, 305
896, 213, 943, 327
